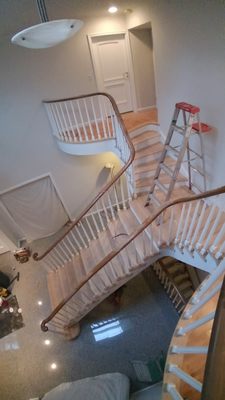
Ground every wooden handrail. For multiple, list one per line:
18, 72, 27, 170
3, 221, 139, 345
33, 92, 135, 261
201, 275, 225, 400
41, 185, 225, 331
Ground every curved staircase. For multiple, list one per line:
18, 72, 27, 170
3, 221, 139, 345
32, 93, 225, 399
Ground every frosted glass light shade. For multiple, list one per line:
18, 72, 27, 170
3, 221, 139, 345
11, 19, 83, 49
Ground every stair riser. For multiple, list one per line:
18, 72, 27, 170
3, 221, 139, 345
135, 170, 156, 180
134, 136, 160, 151
128, 124, 160, 139
134, 153, 161, 166
135, 181, 186, 195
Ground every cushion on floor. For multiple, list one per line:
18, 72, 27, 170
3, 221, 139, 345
42, 373, 130, 400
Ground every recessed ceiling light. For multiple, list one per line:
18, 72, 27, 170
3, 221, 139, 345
37, 300, 43, 306
50, 362, 57, 370
44, 339, 51, 345
108, 6, 118, 14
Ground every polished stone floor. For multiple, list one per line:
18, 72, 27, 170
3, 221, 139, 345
0, 252, 178, 400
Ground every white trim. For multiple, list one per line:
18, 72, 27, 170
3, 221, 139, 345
57, 137, 116, 156
87, 31, 137, 112
137, 104, 157, 111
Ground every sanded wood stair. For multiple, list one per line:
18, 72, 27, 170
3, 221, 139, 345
128, 125, 187, 196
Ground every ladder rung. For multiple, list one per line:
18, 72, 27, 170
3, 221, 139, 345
188, 148, 203, 158
172, 124, 185, 134
190, 166, 205, 177
165, 145, 179, 157
155, 180, 168, 194
160, 163, 174, 177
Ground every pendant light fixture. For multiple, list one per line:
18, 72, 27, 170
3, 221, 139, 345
11, 0, 83, 49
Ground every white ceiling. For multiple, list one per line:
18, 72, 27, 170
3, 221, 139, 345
1, 0, 139, 37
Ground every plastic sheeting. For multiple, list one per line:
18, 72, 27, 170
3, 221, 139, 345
0, 176, 69, 242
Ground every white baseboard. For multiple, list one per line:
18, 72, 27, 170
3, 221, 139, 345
137, 105, 157, 112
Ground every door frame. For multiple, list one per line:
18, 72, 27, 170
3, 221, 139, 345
87, 31, 137, 112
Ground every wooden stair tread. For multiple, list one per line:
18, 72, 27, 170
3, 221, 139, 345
47, 272, 64, 309
118, 208, 152, 260
134, 156, 175, 176
135, 142, 164, 160
132, 130, 160, 146
135, 172, 186, 188
107, 216, 143, 272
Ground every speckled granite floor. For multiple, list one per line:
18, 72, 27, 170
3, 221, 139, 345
0, 252, 178, 400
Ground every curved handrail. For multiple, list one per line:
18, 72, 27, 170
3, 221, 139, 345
33, 92, 135, 261
41, 185, 225, 331
201, 275, 225, 400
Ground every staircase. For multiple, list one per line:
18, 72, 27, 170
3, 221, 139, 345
151, 257, 199, 314
32, 93, 225, 399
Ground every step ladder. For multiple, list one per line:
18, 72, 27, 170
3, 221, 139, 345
145, 102, 210, 207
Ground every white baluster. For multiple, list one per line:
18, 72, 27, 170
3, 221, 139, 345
165, 383, 184, 400
59, 102, 70, 142
76, 99, 89, 141
83, 98, 95, 140
54, 103, 67, 142
113, 182, 121, 212
95, 204, 106, 231
167, 207, 175, 245
98, 96, 107, 138
74, 225, 88, 248
120, 176, 127, 209
90, 212, 101, 235
102, 96, 111, 137
65, 102, 76, 142
175, 204, 186, 244
107, 103, 116, 138
100, 197, 110, 224
45, 104, 58, 138
179, 202, 192, 248
70, 229, 83, 251
210, 223, 225, 254
201, 208, 223, 255
107, 192, 116, 220
185, 200, 201, 245
167, 365, 202, 392
58, 243, 70, 261
195, 203, 217, 250
189, 202, 207, 251
79, 221, 92, 243
85, 215, 97, 240
176, 311, 215, 336
171, 346, 208, 354
91, 97, 101, 139
184, 281, 222, 319
61, 239, 74, 259
54, 246, 66, 264
66, 234, 79, 256
70, 100, 82, 141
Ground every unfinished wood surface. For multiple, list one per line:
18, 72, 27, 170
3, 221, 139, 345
163, 274, 224, 400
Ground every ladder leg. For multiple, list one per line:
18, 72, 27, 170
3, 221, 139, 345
187, 141, 192, 190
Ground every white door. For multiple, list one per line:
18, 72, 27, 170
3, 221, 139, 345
90, 33, 134, 113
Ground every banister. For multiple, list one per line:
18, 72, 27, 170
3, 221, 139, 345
41, 185, 225, 331
201, 274, 225, 400
33, 92, 135, 261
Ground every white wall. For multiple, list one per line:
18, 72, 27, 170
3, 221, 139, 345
126, 0, 225, 190
2, 0, 225, 243
129, 28, 156, 109
0, 12, 126, 233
